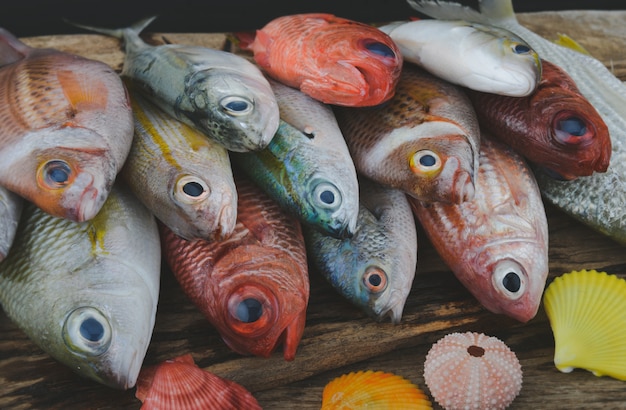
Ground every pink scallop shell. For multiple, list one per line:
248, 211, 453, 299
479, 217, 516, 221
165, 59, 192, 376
135, 354, 262, 410
423, 332, 522, 410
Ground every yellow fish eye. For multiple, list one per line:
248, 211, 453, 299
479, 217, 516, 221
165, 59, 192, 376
511, 42, 532, 55
174, 175, 210, 204
410, 150, 442, 176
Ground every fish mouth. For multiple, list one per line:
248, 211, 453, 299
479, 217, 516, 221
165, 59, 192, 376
279, 309, 307, 361
375, 290, 407, 324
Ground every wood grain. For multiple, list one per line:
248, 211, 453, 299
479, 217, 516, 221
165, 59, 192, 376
2, 10, 626, 410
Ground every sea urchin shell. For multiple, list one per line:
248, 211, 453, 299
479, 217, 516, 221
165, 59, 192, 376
321, 370, 432, 409
543, 269, 626, 380
135, 354, 262, 410
423, 332, 522, 410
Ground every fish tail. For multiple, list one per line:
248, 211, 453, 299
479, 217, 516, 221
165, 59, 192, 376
0, 28, 31, 65
406, 0, 517, 24
64, 16, 157, 47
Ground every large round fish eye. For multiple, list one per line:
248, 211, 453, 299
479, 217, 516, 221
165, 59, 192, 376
363, 266, 388, 294
312, 181, 342, 210
227, 285, 276, 337
63, 307, 112, 356
174, 175, 210, 204
220, 96, 254, 116
492, 260, 527, 300
511, 42, 532, 54
362, 40, 396, 59
40, 160, 73, 188
410, 150, 442, 175
235, 298, 263, 323
555, 116, 588, 144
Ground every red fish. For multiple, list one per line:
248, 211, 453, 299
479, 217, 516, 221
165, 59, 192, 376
236, 13, 403, 107
159, 174, 309, 360
0, 28, 134, 221
466, 59, 611, 181
409, 135, 549, 323
136, 354, 262, 410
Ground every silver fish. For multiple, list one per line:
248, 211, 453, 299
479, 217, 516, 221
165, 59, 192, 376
122, 86, 237, 241
407, 0, 626, 244
378, 18, 541, 96
231, 79, 359, 238
71, 17, 280, 152
0, 184, 161, 389
304, 177, 417, 323
0, 186, 22, 261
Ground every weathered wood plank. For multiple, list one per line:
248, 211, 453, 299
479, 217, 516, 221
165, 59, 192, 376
2, 10, 626, 410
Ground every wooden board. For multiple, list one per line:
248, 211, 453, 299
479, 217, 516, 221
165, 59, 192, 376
2, 10, 626, 409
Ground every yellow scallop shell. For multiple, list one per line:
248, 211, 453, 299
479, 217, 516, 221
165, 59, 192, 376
321, 370, 432, 409
543, 269, 626, 380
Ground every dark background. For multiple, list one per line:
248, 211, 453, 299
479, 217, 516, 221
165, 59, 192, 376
2, 0, 624, 37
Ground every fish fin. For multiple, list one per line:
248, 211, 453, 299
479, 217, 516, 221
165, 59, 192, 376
57, 70, 109, 114
64, 15, 157, 40
0, 28, 30, 66
553, 33, 592, 56
406, 0, 517, 24
233, 30, 257, 50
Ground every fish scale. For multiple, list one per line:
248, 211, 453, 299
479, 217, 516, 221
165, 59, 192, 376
0, 186, 22, 261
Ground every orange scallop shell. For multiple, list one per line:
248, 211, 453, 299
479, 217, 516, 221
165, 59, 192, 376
321, 370, 432, 409
135, 354, 262, 410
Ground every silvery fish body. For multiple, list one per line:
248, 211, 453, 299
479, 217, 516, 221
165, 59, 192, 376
407, 0, 626, 244
304, 177, 417, 323
378, 18, 541, 96
73, 18, 279, 152
122, 87, 237, 241
0, 184, 161, 390
409, 135, 549, 323
231, 80, 359, 239
0, 186, 22, 261
334, 63, 480, 204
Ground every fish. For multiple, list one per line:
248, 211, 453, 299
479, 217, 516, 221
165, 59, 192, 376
71, 17, 279, 152
0, 183, 161, 389
136, 354, 262, 410
159, 174, 310, 361
406, 0, 626, 244
0, 186, 22, 261
378, 18, 541, 96
235, 13, 403, 107
303, 177, 417, 323
121, 85, 237, 241
466, 59, 611, 180
231, 79, 360, 239
0, 27, 134, 222
334, 63, 480, 204
409, 135, 549, 322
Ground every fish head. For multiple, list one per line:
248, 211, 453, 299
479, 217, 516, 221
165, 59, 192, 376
210, 248, 308, 360
463, 23, 542, 96
304, 174, 359, 239
302, 25, 402, 107
182, 68, 280, 152
0, 127, 118, 221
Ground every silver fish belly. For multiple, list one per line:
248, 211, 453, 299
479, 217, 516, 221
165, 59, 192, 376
0, 186, 22, 261
0, 184, 161, 390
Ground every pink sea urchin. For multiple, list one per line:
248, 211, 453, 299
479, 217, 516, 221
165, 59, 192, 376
423, 332, 522, 410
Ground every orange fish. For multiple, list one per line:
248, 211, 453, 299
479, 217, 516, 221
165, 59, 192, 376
159, 174, 310, 360
236, 13, 403, 107
467, 59, 611, 180
409, 135, 549, 323
0, 28, 134, 221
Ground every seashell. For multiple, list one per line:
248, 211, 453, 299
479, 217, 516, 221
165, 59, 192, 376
321, 370, 432, 409
543, 269, 626, 380
423, 332, 522, 410
135, 354, 262, 410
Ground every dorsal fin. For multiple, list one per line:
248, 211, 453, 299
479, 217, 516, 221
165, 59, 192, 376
0, 28, 31, 66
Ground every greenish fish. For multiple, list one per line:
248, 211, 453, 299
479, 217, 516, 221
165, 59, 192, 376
122, 86, 237, 241
71, 17, 279, 152
407, 0, 626, 244
0, 186, 22, 261
0, 184, 161, 390
231, 79, 359, 239
304, 177, 417, 323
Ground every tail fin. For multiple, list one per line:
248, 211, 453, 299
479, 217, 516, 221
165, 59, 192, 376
0, 28, 30, 66
406, 0, 517, 24
64, 15, 157, 40
232, 30, 257, 50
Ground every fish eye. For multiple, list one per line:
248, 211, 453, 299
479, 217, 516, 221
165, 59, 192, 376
512, 43, 532, 54
556, 117, 587, 140
363, 266, 388, 294
40, 160, 73, 188
174, 175, 210, 203
235, 298, 263, 323
220, 96, 254, 116
313, 181, 342, 210
492, 260, 526, 300
363, 40, 396, 59
227, 286, 276, 337
409, 150, 442, 175
63, 307, 112, 356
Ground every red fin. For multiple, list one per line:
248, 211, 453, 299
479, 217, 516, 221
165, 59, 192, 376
233, 30, 257, 50
409, 16, 422, 21
57, 69, 109, 112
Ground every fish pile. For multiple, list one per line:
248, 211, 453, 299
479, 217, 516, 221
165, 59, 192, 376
1, 0, 625, 406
